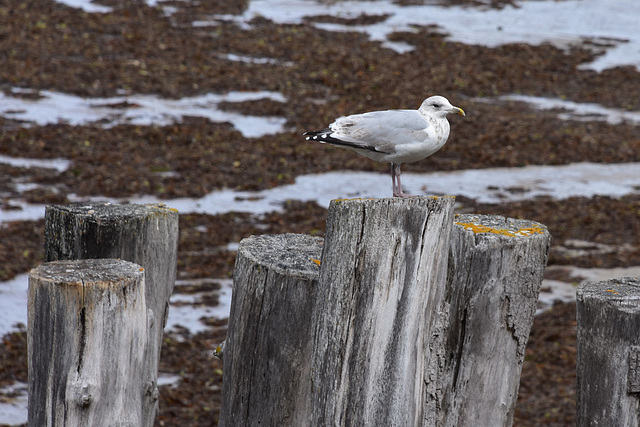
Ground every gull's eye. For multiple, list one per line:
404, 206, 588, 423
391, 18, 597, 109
431, 102, 441, 108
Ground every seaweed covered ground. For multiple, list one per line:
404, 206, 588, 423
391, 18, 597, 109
1, 0, 640, 425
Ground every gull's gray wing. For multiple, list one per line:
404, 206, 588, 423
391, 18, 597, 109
329, 109, 431, 154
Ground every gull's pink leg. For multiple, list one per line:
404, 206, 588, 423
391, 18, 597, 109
391, 163, 400, 196
391, 163, 414, 197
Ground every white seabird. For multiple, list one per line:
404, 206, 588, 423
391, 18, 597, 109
304, 95, 465, 197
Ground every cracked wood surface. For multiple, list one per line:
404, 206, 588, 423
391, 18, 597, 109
309, 196, 455, 426
28, 259, 147, 426
221, 200, 551, 426
41, 202, 179, 426
433, 214, 551, 427
577, 278, 640, 426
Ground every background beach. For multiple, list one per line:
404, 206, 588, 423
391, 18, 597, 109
2, 0, 640, 424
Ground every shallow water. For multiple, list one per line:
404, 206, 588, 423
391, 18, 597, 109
0, 89, 287, 138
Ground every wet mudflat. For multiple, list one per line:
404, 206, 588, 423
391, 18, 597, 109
2, 0, 640, 425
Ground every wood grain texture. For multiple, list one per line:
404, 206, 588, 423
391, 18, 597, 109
28, 259, 147, 427
43, 202, 178, 425
309, 197, 456, 426
577, 278, 640, 427
433, 214, 551, 427
220, 233, 324, 427
220, 203, 553, 426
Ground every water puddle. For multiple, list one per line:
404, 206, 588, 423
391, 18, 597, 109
0, 382, 28, 426
0, 89, 287, 138
481, 95, 640, 125
0, 155, 71, 172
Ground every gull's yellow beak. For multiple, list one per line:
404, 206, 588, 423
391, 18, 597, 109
455, 107, 465, 116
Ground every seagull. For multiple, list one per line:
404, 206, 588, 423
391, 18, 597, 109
304, 96, 465, 197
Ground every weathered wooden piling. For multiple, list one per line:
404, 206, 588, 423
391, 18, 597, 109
309, 197, 456, 426
221, 233, 324, 426
577, 278, 640, 426
28, 259, 147, 426
43, 202, 178, 425
433, 214, 551, 427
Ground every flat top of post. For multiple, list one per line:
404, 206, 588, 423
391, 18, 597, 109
330, 195, 455, 207
31, 258, 144, 285
46, 202, 178, 219
578, 277, 640, 303
238, 233, 323, 279
455, 213, 549, 239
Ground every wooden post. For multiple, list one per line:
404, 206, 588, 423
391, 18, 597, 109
433, 214, 551, 427
220, 233, 324, 426
309, 197, 455, 426
576, 278, 640, 426
43, 202, 178, 425
28, 258, 147, 426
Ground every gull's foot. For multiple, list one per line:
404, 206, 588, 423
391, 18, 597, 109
393, 191, 420, 197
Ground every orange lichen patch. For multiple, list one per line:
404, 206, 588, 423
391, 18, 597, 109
456, 222, 514, 236
606, 289, 619, 294
515, 226, 546, 237
310, 258, 321, 266
213, 344, 224, 360
456, 222, 546, 238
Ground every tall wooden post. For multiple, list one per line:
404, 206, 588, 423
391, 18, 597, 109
43, 202, 178, 425
28, 259, 147, 426
309, 197, 455, 426
433, 214, 551, 427
577, 278, 640, 426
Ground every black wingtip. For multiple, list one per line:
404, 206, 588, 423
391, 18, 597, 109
303, 128, 331, 137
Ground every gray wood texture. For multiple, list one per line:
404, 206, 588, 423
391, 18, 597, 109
220, 233, 324, 426
221, 202, 553, 426
28, 259, 147, 426
577, 278, 640, 426
433, 214, 551, 427
309, 197, 456, 426
43, 202, 178, 425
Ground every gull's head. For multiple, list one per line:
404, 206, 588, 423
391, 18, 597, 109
420, 95, 465, 118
